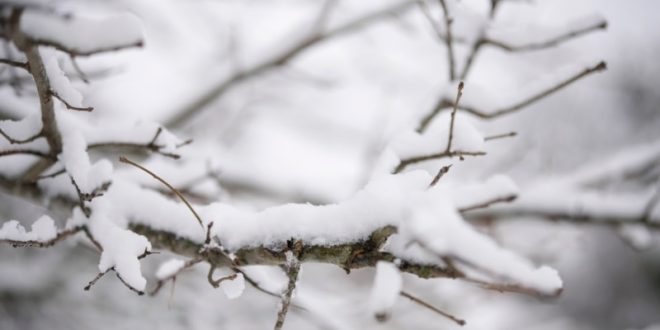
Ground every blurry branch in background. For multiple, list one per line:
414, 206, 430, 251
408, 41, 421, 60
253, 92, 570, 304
419, 0, 456, 80
165, 0, 420, 129
417, 61, 607, 132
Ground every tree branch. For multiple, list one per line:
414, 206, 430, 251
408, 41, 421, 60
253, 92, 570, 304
165, 0, 420, 129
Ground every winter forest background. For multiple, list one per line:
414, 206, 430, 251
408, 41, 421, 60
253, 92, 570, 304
1, 0, 660, 329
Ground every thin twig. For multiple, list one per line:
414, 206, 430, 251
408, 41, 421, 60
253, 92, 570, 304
394, 150, 485, 174
1, 225, 83, 248
458, 194, 517, 212
437, 0, 456, 80
484, 131, 517, 141
429, 164, 452, 187
274, 239, 303, 330
0, 127, 42, 144
0, 58, 29, 71
0, 148, 54, 159
417, 61, 607, 132
483, 19, 607, 53
119, 156, 204, 228
400, 290, 466, 326
445, 81, 464, 152
50, 90, 93, 111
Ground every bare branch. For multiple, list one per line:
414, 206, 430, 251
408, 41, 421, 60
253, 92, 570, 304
484, 131, 517, 141
29, 38, 143, 57
119, 156, 204, 228
0, 148, 54, 159
0, 127, 42, 144
165, 0, 420, 129
429, 164, 451, 187
89, 128, 187, 159
418, 61, 607, 132
483, 19, 607, 53
400, 290, 466, 326
394, 150, 486, 174
458, 194, 517, 212
0, 57, 29, 71
274, 239, 303, 330
50, 90, 93, 111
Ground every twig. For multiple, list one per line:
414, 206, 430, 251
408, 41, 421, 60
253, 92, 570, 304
50, 90, 93, 111
445, 81, 464, 152
437, 0, 456, 80
417, 61, 607, 132
0, 57, 29, 71
429, 164, 451, 187
458, 0, 502, 80
165, 0, 419, 129
0, 127, 42, 144
69, 55, 89, 83
483, 19, 607, 53
119, 156, 204, 228
458, 194, 517, 212
207, 266, 238, 288
89, 127, 188, 159
484, 131, 517, 141
0, 148, 54, 159
150, 258, 204, 296
400, 290, 466, 326
274, 239, 303, 330
394, 150, 485, 174
28, 38, 143, 57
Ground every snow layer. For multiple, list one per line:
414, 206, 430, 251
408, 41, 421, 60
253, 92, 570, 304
368, 261, 402, 319
59, 130, 113, 192
0, 216, 57, 242
155, 259, 186, 280
21, 11, 143, 54
220, 273, 245, 299
43, 53, 85, 108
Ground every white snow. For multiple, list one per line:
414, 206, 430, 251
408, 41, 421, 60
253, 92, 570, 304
21, 11, 143, 55
58, 129, 113, 193
155, 259, 186, 280
368, 261, 402, 319
80, 206, 152, 291
0, 215, 57, 242
43, 52, 85, 108
220, 273, 245, 299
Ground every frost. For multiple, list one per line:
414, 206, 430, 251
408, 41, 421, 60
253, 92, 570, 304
155, 259, 186, 280
220, 273, 245, 300
369, 261, 402, 320
0, 216, 57, 242
20, 11, 143, 54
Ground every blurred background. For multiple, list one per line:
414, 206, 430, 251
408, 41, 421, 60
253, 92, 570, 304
1, 0, 660, 329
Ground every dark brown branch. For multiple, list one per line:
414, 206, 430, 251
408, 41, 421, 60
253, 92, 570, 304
119, 156, 204, 228
165, 0, 419, 129
50, 90, 93, 111
400, 290, 465, 326
0, 148, 53, 158
0, 127, 42, 144
394, 150, 485, 174
483, 19, 607, 53
418, 61, 607, 132
0, 57, 29, 71
429, 164, 451, 187
207, 266, 238, 288
0, 225, 83, 248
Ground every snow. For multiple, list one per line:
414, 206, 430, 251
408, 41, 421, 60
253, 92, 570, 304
20, 11, 143, 55
368, 261, 402, 319
220, 273, 245, 299
155, 259, 186, 280
59, 129, 113, 193
80, 207, 152, 291
0, 215, 57, 242
43, 52, 85, 108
